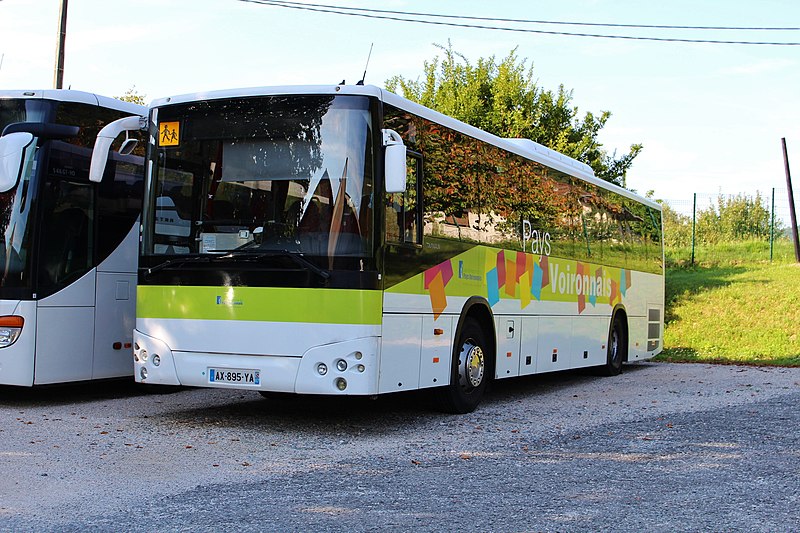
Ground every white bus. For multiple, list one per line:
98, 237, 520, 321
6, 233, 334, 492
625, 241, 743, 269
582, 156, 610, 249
94, 84, 663, 412
0, 90, 145, 386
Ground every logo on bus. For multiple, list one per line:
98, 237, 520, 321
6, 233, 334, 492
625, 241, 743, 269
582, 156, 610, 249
457, 261, 482, 282
216, 295, 243, 306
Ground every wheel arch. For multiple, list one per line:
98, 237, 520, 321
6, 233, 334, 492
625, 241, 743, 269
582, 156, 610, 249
454, 296, 497, 377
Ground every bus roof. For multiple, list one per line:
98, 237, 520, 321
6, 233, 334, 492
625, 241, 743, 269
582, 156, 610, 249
150, 84, 660, 211
0, 89, 145, 115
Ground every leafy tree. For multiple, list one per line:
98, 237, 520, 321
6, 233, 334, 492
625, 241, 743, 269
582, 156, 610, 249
386, 43, 642, 187
659, 201, 693, 247
116, 86, 147, 106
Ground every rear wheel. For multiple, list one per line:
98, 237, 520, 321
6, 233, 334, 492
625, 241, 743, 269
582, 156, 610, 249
598, 314, 626, 376
438, 317, 490, 414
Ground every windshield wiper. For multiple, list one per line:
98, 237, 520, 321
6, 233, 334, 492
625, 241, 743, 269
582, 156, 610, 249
225, 250, 331, 280
144, 255, 213, 277
144, 250, 331, 281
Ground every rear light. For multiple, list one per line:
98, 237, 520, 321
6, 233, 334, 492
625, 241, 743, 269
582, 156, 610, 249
0, 316, 24, 348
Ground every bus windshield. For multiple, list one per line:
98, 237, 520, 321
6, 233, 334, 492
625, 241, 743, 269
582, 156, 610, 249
0, 96, 143, 299
145, 95, 376, 271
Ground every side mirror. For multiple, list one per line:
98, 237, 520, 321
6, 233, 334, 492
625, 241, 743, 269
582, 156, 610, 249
0, 132, 34, 193
382, 129, 407, 193
89, 115, 147, 183
118, 135, 139, 156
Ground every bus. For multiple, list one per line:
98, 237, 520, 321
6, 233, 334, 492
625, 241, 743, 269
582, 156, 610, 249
0, 90, 145, 386
92, 84, 663, 412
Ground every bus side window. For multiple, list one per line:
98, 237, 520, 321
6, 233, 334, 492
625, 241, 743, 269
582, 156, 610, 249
386, 153, 422, 245
39, 178, 93, 290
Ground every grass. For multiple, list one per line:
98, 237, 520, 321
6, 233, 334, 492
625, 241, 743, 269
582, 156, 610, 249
655, 260, 800, 367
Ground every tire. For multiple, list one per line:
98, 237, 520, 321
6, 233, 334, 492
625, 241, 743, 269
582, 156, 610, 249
438, 317, 490, 414
598, 313, 626, 376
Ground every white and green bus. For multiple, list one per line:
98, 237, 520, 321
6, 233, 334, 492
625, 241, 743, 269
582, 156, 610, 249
93, 84, 663, 412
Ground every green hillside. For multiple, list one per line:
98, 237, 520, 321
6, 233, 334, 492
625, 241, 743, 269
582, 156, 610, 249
656, 262, 800, 366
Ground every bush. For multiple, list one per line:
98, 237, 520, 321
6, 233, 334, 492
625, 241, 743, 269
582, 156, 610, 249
695, 193, 777, 244
662, 193, 781, 246
661, 203, 692, 248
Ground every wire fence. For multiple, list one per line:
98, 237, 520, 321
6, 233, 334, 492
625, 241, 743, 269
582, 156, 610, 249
661, 188, 799, 266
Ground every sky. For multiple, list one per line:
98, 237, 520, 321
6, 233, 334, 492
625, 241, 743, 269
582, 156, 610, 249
0, 0, 799, 210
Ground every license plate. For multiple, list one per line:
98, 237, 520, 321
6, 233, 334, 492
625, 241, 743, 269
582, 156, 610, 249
208, 368, 260, 385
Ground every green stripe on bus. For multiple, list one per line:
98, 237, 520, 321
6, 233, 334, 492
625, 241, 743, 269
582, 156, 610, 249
137, 286, 382, 324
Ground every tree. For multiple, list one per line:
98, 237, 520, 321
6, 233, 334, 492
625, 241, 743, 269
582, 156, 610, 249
659, 201, 693, 248
116, 86, 147, 106
695, 193, 777, 244
385, 43, 642, 187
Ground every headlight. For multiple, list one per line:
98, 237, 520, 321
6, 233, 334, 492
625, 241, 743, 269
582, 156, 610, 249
0, 316, 24, 348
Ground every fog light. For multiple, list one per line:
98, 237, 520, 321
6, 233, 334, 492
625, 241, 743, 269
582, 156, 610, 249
140, 367, 148, 380
357, 364, 365, 373
316, 363, 328, 376
335, 377, 347, 391
140, 350, 148, 362
152, 354, 161, 367
354, 351, 363, 360
336, 359, 347, 372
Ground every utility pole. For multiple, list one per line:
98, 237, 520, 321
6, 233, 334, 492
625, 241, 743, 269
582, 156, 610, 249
782, 138, 800, 263
53, 0, 68, 89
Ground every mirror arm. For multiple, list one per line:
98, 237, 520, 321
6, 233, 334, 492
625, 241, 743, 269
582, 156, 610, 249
2, 122, 79, 139
89, 115, 148, 183
0, 132, 34, 193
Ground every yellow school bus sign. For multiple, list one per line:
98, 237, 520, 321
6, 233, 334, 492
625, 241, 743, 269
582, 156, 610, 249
159, 121, 180, 146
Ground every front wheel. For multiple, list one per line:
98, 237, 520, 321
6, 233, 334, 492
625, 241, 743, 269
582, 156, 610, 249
438, 317, 490, 414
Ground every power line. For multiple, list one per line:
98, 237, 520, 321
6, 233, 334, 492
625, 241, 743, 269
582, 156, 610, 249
244, 0, 800, 32
239, 0, 800, 46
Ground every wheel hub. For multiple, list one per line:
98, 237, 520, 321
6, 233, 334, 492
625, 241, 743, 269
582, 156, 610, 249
459, 342, 485, 389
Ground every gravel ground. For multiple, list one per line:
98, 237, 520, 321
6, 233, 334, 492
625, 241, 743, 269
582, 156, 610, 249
1, 362, 799, 532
